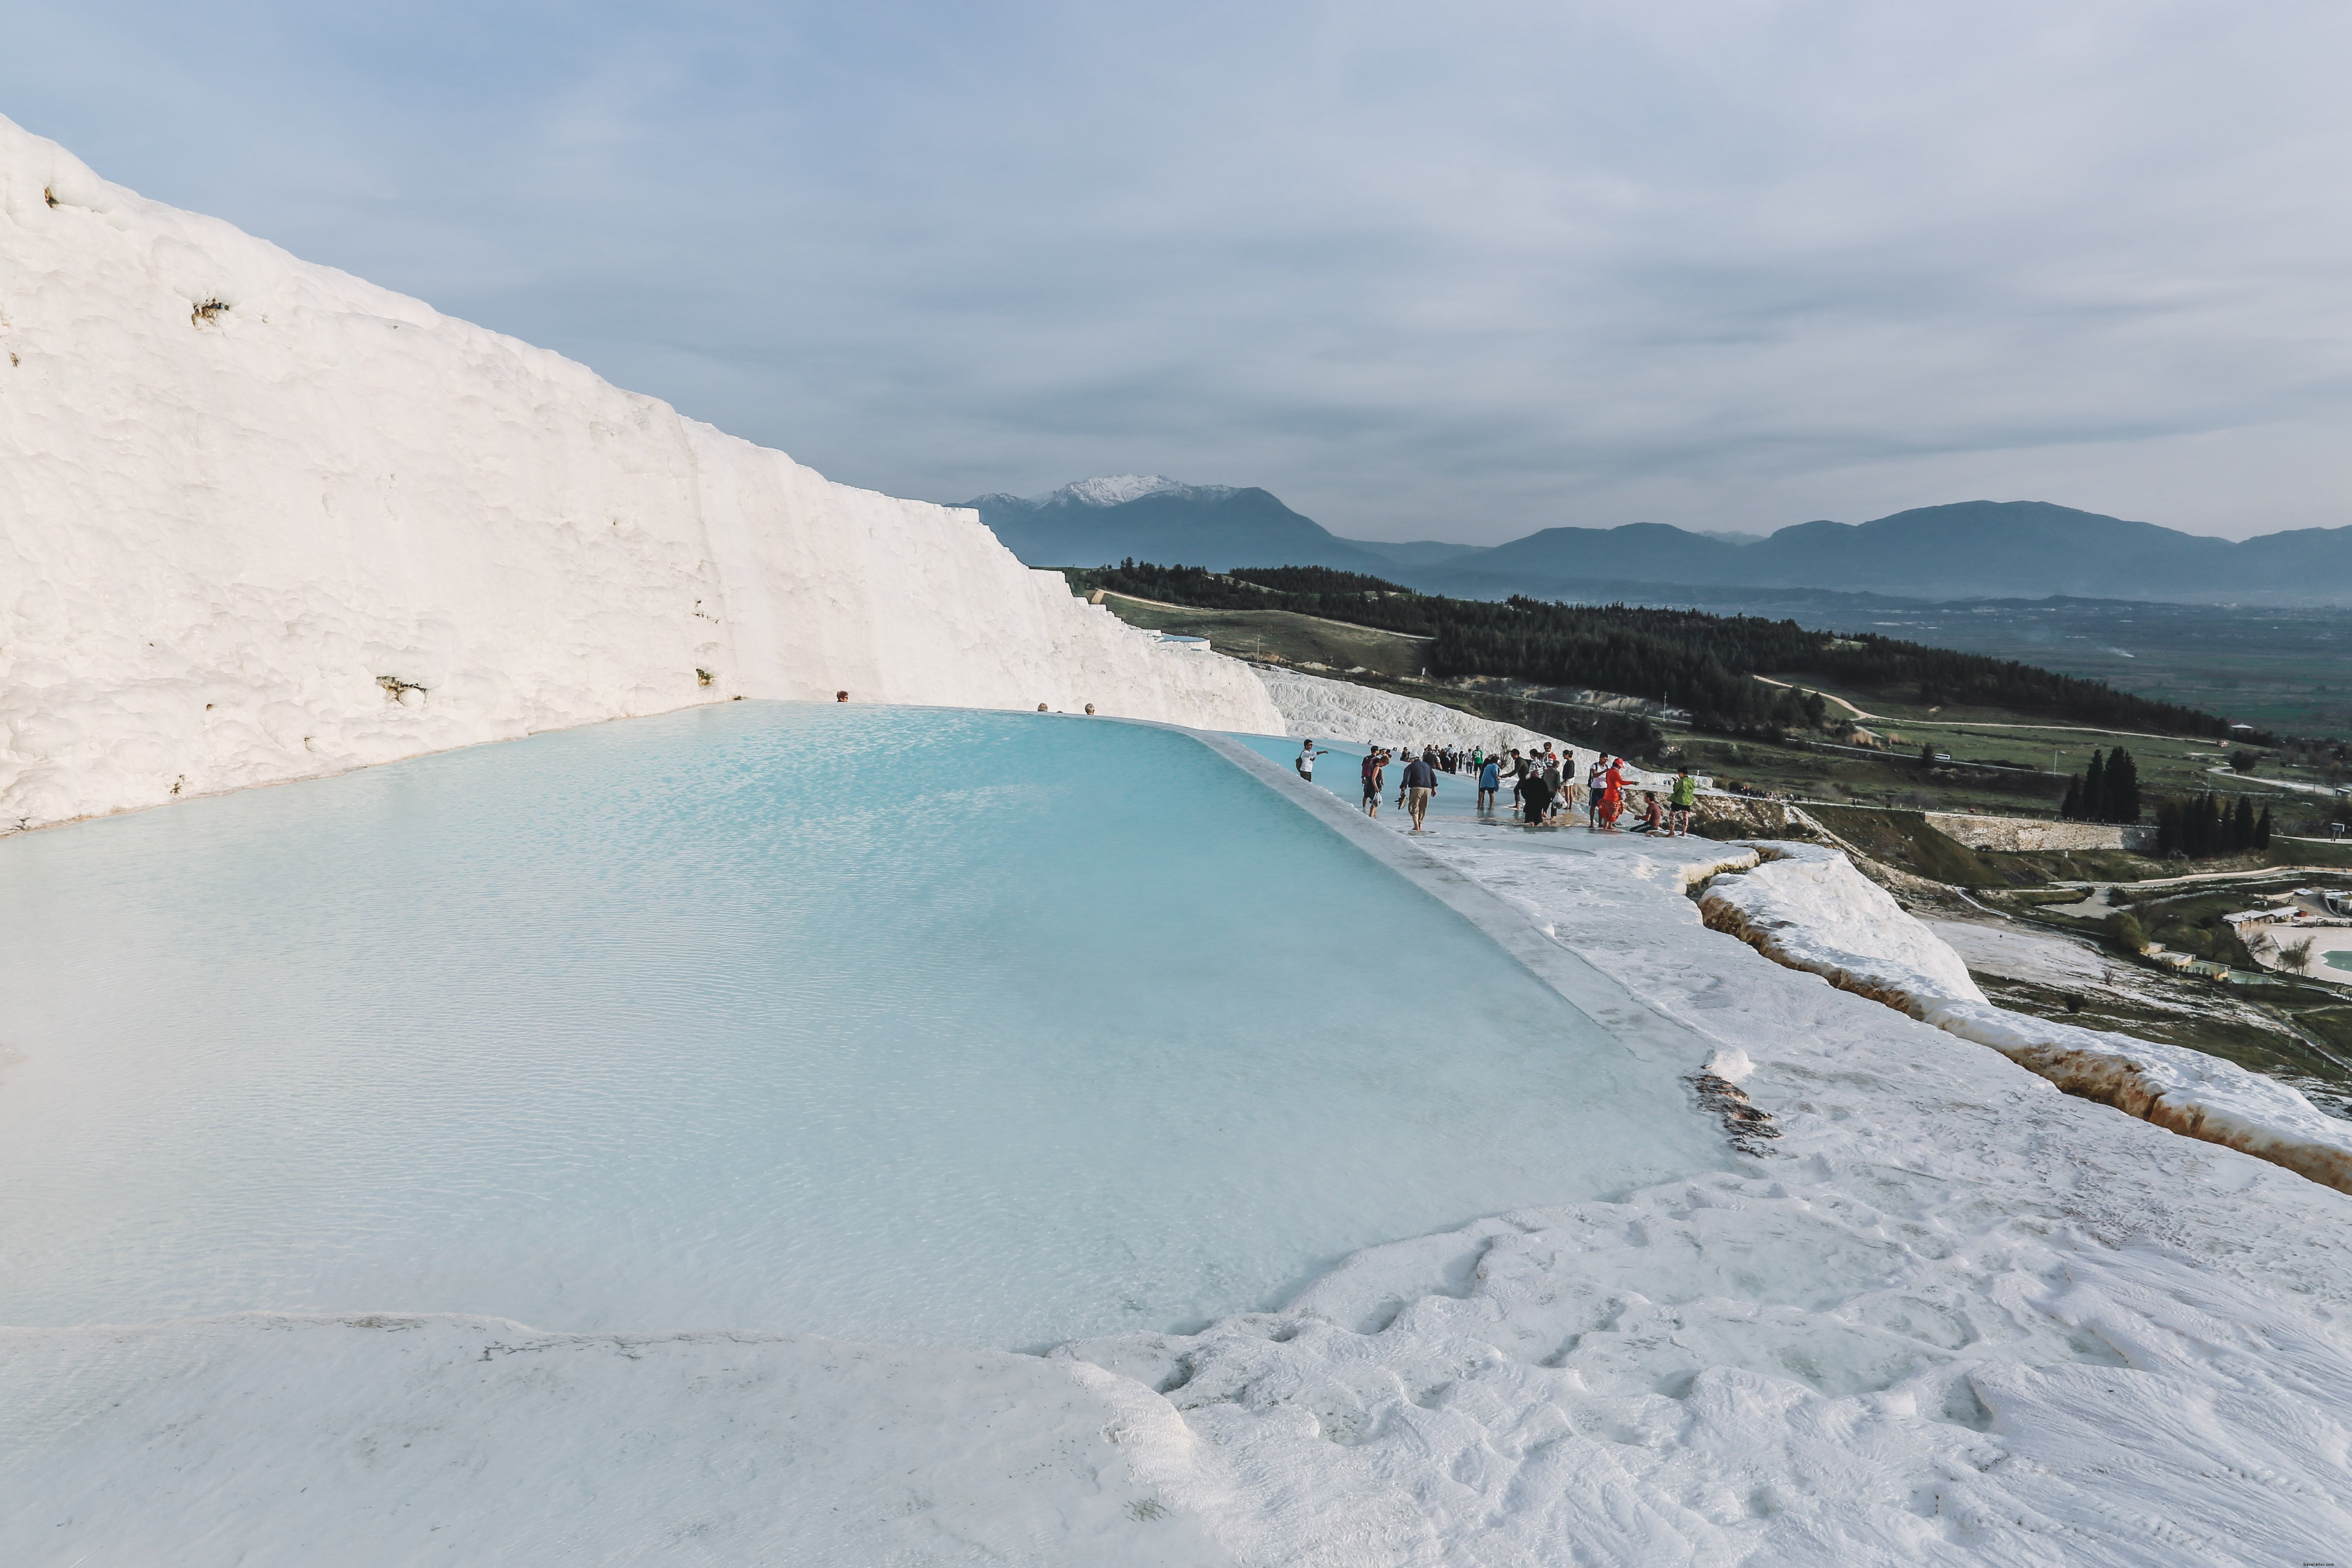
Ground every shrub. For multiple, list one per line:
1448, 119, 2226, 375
2107, 910, 2147, 952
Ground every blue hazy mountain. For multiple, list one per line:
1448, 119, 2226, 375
1426, 501, 2346, 603
964, 484, 2352, 605
1341, 539, 1495, 570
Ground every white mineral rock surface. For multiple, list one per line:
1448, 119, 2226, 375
15, 812, 2351, 1564
1255, 665, 1564, 753
1701, 844, 2352, 1194
0, 115, 1280, 831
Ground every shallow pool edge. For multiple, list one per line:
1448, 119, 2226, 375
1184, 727, 1709, 1072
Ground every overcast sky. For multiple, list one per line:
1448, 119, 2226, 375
8, 1, 2351, 542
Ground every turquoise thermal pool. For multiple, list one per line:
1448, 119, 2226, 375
0, 704, 1719, 1349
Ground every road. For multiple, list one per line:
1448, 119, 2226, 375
2208, 765, 2340, 800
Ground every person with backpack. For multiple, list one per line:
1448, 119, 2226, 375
1360, 748, 1385, 817
1296, 739, 1328, 782
1669, 765, 1698, 836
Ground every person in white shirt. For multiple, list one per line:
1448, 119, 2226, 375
1296, 740, 1328, 781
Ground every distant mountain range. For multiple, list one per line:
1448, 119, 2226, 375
958, 481, 2352, 607
965, 477, 1405, 581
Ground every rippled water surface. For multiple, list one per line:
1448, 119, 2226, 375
0, 704, 1719, 1347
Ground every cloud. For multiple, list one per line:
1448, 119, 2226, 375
8, 0, 2352, 542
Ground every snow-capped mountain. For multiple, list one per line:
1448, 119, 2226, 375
1040, 475, 1207, 508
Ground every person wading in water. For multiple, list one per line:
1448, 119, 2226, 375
1402, 749, 1439, 833
1518, 764, 1553, 827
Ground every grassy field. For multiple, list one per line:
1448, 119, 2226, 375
1721, 671, 2345, 826
1847, 598, 2352, 737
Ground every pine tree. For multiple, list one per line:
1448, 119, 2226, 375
2060, 774, 2083, 820
2256, 806, 2273, 848
2083, 750, 2107, 821
2106, 747, 2141, 823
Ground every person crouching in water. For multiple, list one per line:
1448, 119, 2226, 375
1629, 790, 1665, 834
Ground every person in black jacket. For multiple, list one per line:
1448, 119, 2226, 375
1517, 767, 1552, 827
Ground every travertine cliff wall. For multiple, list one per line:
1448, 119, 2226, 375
0, 116, 1280, 830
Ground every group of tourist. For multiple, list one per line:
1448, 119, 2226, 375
1481, 745, 1691, 835
1298, 738, 1703, 837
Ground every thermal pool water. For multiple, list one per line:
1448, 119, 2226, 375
0, 704, 1721, 1350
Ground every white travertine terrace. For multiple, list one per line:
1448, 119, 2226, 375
0, 115, 1280, 831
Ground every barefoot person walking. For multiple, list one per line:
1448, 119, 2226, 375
1401, 749, 1439, 833
1669, 765, 1698, 836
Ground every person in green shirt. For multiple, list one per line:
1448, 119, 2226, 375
1669, 766, 1698, 837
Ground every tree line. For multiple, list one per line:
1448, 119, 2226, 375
1072, 561, 2246, 739
2155, 793, 2272, 858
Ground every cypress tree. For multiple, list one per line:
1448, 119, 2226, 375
2194, 793, 2222, 857
2233, 795, 2257, 852
2257, 806, 2273, 848
2061, 774, 2083, 820
1920, 742, 1936, 768
2083, 750, 2107, 821
2156, 799, 2180, 856
2106, 747, 2141, 822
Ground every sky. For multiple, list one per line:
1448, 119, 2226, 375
6, 1, 2351, 544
